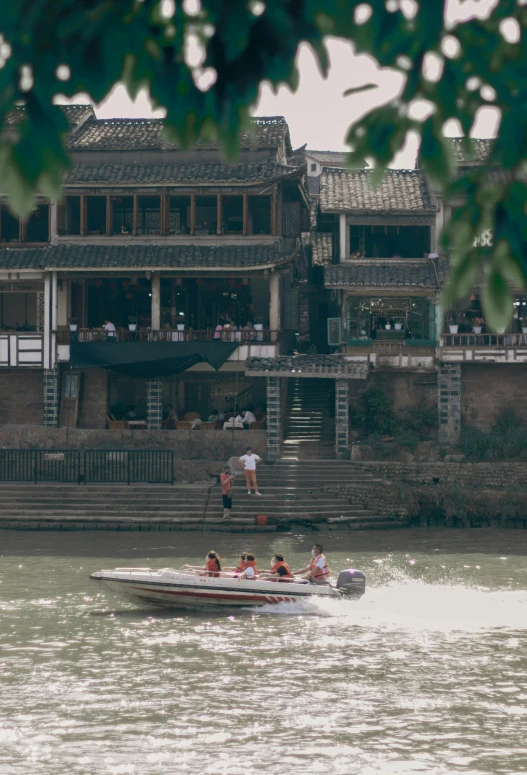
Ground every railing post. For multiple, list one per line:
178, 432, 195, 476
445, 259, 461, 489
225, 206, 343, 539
266, 376, 281, 460
335, 379, 349, 459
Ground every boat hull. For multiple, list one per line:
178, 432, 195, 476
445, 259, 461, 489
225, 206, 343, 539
90, 568, 339, 610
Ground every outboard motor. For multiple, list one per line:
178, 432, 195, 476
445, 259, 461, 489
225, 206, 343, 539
336, 568, 366, 598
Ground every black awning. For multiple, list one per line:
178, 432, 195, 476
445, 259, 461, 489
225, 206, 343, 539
70, 341, 238, 377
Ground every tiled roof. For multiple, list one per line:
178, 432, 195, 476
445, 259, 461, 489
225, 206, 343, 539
307, 176, 320, 196
4, 104, 95, 127
69, 116, 291, 152
320, 169, 436, 213
449, 138, 494, 164
324, 257, 449, 289
0, 243, 291, 271
63, 160, 302, 185
306, 150, 348, 166
311, 233, 333, 266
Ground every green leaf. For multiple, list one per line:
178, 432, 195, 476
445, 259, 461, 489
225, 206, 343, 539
482, 269, 513, 332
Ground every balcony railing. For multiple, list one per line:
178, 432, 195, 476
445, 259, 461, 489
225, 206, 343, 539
0, 332, 43, 367
441, 333, 527, 347
57, 328, 280, 345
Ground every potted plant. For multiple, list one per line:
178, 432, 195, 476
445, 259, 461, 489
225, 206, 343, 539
254, 316, 265, 341
127, 316, 137, 332
447, 312, 464, 334
69, 317, 78, 332
394, 320, 403, 331
385, 319, 393, 330
472, 316, 484, 334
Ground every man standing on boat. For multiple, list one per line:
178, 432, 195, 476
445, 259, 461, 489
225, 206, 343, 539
293, 544, 330, 584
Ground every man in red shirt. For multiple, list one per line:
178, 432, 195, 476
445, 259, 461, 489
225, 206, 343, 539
220, 465, 235, 519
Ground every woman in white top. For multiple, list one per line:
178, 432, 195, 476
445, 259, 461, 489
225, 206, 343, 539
239, 447, 262, 495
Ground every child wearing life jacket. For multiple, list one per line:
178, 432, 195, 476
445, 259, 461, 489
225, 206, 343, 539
261, 553, 294, 582
203, 551, 221, 577
237, 553, 258, 580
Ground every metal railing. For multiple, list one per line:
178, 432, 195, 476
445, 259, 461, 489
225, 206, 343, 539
83, 450, 174, 484
441, 333, 527, 347
58, 328, 280, 344
0, 449, 80, 482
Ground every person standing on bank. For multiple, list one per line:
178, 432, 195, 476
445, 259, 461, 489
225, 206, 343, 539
239, 447, 262, 496
293, 544, 330, 584
220, 465, 235, 519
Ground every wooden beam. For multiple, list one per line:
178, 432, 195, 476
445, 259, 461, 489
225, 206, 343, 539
133, 194, 138, 235
80, 195, 87, 236
271, 187, 276, 236
161, 193, 168, 235
20, 216, 26, 243
106, 196, 112, 236
217, 194, 222, 235
190, 194, 196, 235
243, 193, 248, 236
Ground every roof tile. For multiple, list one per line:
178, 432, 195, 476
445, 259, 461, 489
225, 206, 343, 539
324, 258, 449, 289
320, 168, 436, 213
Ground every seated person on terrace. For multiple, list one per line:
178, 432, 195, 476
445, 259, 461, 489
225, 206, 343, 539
104, 319, 117, 340
208, 409, 219, 423
241, 408, 257, 428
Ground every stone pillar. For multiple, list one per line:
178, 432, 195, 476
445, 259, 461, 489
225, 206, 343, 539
438, 363, 461, 443
151, 272, 161, 330
43, 367, 60, 427
147, 377, 163, 430
43, 272, 51, 369
335, 379, 349, 459
266, 376, 281, 460
36, 291, 45, 333
51, 270, 58, 369
269, 272, 280, 342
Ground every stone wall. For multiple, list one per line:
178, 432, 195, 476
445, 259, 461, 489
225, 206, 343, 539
78, 368, 108, 429
320, 480, 408, 519
0, 370, 43, 425
348, 372, 436, 417
462, 363, 527, 429
0, 425, 267, 458
350, 461, 527, 489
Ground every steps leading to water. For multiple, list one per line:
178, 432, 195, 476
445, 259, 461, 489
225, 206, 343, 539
281, 379, 336, 459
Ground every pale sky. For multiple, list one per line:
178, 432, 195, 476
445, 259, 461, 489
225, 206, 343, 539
61, 0, 501, 169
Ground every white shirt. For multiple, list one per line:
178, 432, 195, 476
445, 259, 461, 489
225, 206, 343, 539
314, 556, 326, 571
104, 322, 116, 337
242, 566, 255, 579
242, 411, 256, 424
239, 453, 261, 470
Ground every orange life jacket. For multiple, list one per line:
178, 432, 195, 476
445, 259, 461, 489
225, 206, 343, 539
205, 558, 220, 577
270, 560, 293, 580
309, 553, 330, 581
242, 559, 258, 579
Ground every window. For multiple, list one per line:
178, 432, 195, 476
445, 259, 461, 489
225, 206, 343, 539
57, 196, 80, 236
137, 197, 161, 235
26, 205, 49, 242
195, 196, 217, 235
87, 196, 107, 235
0, 206, 20, 242
349, 225, 431, 258
222, 196, 243, 233
112, 196, 133, 235
311, 163, 317, 172
249, 196, 271, 235
169, 196, 190, 234
346, 296, 436, 341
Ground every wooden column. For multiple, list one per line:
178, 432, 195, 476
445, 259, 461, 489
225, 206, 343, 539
217, 194, 222, 235
161, 193, 169, 235
151, 272, 161, 330
243, 193, 248, 236
190, 194, 196, 235
271, 186, 276, 235
19, 216, 27, 243
133, 194, 138, 235
106, 195, 112, 236
80, 195, 87, 236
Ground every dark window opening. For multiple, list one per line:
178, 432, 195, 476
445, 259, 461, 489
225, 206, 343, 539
222, 196, 243, 233
0, 206, 20, 242
249, 196, 271, 235
169, 196, 190, 234
349, 224, 431, 258
311, 163, 317, 172
87, 196, 107, 235
137, 196, 161, 235
195, 197, 217, 235
112, 196, 133, 235
26, 205, 49, 242
58, 196, 80, 236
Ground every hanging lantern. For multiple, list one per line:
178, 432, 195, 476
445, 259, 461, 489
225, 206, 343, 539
196, 278, 204, 287
94, 279, 103, 288
122, 280, 130, 289
242, 278, 249, 286
228, 279, 237, 288
125, 292, 133, 300
174, 278, 183, 286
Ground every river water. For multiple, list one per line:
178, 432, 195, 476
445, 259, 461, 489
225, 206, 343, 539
1, 528, 526, 775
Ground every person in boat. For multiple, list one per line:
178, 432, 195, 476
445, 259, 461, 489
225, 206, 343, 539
260, 553, 294, 582
293, 544, 330, 584
183, 551, 221, 577
237, 553, 258, 580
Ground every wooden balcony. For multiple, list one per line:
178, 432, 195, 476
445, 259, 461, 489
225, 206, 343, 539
439, 333, 527, 363
343, 338, 437, 371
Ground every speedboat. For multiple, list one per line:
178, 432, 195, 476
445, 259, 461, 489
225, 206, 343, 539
89, 567, 366, 610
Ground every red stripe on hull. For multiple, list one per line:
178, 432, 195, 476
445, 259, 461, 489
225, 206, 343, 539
131, 586, 295, 604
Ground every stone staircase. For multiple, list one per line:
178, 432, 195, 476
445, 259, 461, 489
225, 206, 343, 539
0, 461, 408, 531
281, 378, 336, 459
